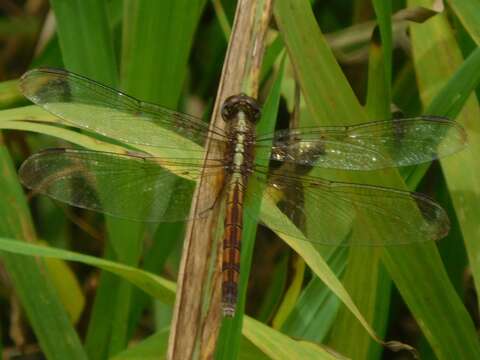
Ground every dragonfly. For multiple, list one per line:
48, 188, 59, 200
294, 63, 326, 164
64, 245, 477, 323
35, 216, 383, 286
18, 68, 467, 316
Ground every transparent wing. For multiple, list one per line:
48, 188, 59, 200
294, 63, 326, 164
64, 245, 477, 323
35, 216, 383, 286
19, 68, 228, 147
19, 149, 226, 222
255, 117, 467, 170
248, 169, 449, 246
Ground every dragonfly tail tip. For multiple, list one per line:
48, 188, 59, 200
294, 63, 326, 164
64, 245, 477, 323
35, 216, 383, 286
222, 303, 236, 317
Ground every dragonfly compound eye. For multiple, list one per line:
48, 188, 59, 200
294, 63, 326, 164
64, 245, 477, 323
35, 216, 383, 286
221, 93, 261, 123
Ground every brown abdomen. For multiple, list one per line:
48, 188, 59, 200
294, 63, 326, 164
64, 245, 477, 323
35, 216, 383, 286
222, 180, 244, 317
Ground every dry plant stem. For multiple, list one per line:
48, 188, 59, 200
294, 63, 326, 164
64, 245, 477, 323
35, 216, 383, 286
167, 0, 272, 359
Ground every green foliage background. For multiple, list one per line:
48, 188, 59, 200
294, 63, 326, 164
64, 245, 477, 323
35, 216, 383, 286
0, 0, 480, 359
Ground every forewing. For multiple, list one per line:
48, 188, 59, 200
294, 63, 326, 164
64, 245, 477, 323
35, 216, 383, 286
19, 68, 227, 147
248, 171, 449, 245
19, 149, 226, 222
256, 117, 467, 170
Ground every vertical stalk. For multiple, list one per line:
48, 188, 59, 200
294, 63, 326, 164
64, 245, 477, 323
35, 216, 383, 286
167, 0, 272, 359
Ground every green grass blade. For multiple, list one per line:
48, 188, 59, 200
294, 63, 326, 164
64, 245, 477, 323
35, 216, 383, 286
259, 199, 384, 348
119, 0, 206, 351
211, 0, 232, 40
0, 237, 341, 360
127, 223, 180, 337
256, 253, 289, 322
47, 1, 124, 356
372, 0, 393, 91
0, 238, 176, 302
0, 80, 26, 109
274, 0, 480, 358
272, 255, 306, 329
407, 2, 480, 358
49, 0, 117, 85
330, 4, 393, 359
447, 0, 480, 44
426, 46, 480, 117
242, 317, 340, 360
275, 3, 365, 124
273, 0, 384, 347
392, 62, 422, 114
121, 0, 206, 106
383, 10, 480, 356
406, 46, 480, 192
112, 328, 271, 360
329, 248, 390, 359
281, 247, 348, 342
112, 328, 170, 359
0, 144, 87, 359
0, 32, 88, 359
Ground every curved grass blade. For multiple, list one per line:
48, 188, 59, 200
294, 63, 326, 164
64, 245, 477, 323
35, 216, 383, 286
0, 237, 343, 360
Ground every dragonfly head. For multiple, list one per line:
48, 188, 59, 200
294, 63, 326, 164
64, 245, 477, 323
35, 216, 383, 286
221, 93, 261, 123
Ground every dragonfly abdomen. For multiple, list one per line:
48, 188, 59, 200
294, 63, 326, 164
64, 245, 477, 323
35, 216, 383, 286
222, 178, 245, 317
